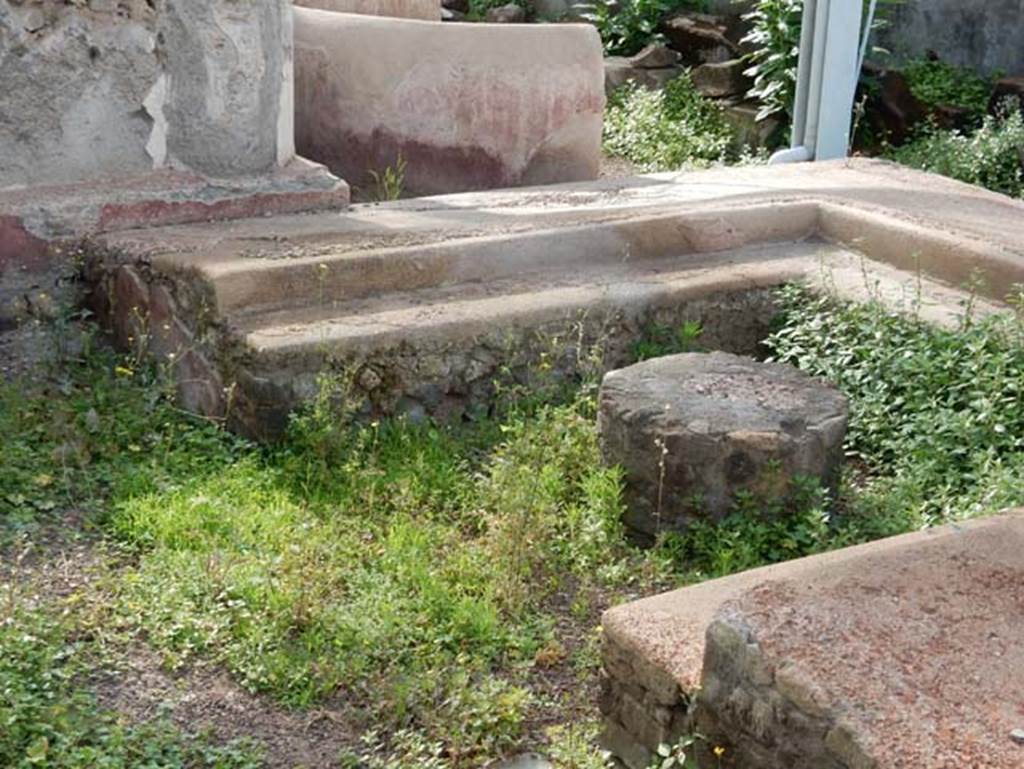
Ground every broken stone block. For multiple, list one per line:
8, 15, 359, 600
693, 511, 1024, 769
859, 63, 928, 148
989, 75, 1024, 116
485, 2, 526, 22
721, 99, 783, 149
660, 11, 739, 67
597, 352, 848, 542
691, 58, 750, 99
604, 58, 682, 95
628, 43, 681, 70
532, 0, 570, 21
601, 511, 1024, 769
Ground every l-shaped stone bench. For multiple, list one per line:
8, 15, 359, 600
88, 159, 1024, 440
601, 510, 1024, 769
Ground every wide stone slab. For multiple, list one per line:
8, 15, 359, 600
601, 511, 1024, 769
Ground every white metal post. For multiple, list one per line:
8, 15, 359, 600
769, 0, 865, 164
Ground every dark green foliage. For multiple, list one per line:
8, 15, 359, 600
582, 0, 707, 57
741, 0, 902, 122
902, 57, 995, 119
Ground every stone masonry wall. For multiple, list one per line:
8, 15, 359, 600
88, 243, 780, 439
692, 614, 860, 769
600, 632, 692, 769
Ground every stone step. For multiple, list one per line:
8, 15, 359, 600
238, 243, 823, 360
91, 160, 1024, 438
185, 202, 820, 319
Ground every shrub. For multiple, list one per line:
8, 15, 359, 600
902, 57, 994, 119
603, 76, 733, 171
582, 0, 707, 57
884, 106, 1024, 198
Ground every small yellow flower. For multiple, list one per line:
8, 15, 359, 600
713, 746, 726, 758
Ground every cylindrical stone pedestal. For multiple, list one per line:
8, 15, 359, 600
598, 352, 849, 542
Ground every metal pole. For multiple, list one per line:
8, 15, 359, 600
769, 0, 865, 164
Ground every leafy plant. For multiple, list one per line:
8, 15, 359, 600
741, 0, 901, 123
0, 603, 262, 768
902, 57, 995, 120
884, 105, 1024, 198
603, 76, 733, 171
368, 153, 407, 202
650, 734, 704, 769
582, 0, 707, 57
740, 0, 804, 123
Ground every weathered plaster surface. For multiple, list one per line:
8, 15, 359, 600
878, 0, 1024, 75
0, 0, 296, 189
293, 7, 605, 195
0, 0, 159, 186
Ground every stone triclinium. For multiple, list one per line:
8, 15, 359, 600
89, 160, 1024, 440
598, 352, 849, 542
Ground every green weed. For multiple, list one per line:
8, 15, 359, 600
885, 106, 1024, 198
368, 154, 407, 202
0, 602, 261, 768
603, 76, 733, 172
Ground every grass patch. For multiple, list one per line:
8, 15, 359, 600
4, 281, 1024, 765
110, 390, 640, 763
0, 596, 262, 769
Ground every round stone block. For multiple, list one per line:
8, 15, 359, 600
598, 352, 849, 542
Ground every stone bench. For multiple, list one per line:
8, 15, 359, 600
600, 511, 1024, 769
598, 352, 849, 543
